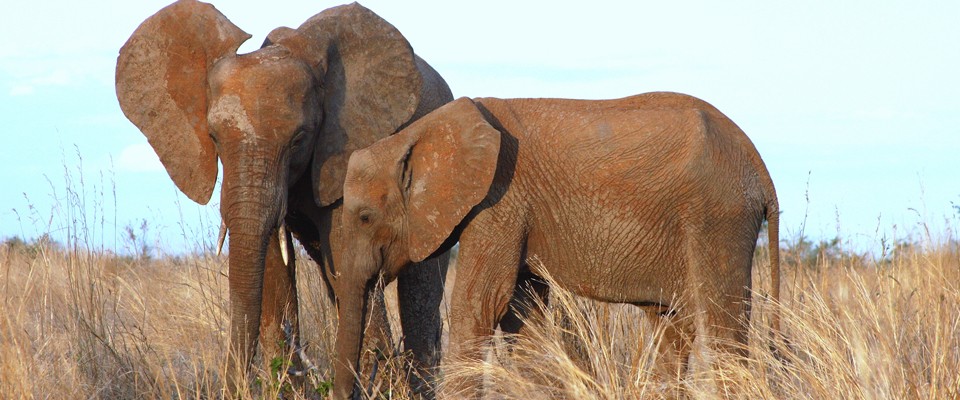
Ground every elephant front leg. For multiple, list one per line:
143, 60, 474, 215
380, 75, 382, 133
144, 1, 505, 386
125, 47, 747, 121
356, 279, 393, 395
259, 229, 303, 385
641, 305, 694, 381
398, 249, 450, 397
445, 222, 524, 398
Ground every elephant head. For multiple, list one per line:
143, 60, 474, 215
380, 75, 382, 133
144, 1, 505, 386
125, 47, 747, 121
338, 97, 500, 368
116, 0, 447, 392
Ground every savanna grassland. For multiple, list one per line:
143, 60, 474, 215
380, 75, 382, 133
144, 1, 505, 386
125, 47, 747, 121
4, 225, 958, 399
3, 167, 959, 399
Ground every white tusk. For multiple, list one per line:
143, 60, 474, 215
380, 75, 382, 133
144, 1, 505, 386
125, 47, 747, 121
278, 224, 290, 266
216, 221, 227, 256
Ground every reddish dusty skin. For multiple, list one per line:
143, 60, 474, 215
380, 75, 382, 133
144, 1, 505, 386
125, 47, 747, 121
341, 94, 781, 397
116, 1, 452, 397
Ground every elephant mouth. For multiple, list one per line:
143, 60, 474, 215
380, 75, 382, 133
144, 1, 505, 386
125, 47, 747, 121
215, 219, 292, 265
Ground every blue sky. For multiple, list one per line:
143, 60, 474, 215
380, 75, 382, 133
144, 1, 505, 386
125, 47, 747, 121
2, 1, 958, 254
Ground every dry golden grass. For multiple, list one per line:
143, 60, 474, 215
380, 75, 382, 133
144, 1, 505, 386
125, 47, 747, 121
439, 239, 960, 400
0, 225, 444, 400
3, 233, 958, 399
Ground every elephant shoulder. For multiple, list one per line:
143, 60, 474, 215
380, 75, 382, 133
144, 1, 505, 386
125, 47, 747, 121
472, 97, 511, 113
470, 97, 521, 131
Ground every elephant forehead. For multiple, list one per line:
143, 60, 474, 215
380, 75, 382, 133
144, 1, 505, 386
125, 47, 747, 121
212, 53, 313, 111
345, 149, 379, 181
345, 156, 395, 204
343, 178, 390, 209
209, 95, 254, 135
343, 168, 387, 198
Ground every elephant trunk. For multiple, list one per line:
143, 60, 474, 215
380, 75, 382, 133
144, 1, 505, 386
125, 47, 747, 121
225, 223, 269, 373
332, 240, 392, 399
332, 276, 368, 399
219, 148, 287, 387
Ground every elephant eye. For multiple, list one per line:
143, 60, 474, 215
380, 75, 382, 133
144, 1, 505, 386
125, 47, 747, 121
359, 212, 371, 224
291, 130, 306, 146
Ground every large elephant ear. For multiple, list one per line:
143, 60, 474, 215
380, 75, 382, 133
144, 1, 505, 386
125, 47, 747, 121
115, 0, 250, 204
298, 3, 423, 206
397, 98, 501, 262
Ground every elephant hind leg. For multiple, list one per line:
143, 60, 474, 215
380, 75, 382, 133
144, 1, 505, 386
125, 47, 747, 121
681, 227, 753, 384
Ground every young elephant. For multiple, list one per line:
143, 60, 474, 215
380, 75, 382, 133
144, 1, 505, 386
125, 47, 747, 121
340, 94, 780, 395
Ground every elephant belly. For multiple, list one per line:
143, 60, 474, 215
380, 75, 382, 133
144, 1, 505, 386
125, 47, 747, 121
525, 217, 688, 305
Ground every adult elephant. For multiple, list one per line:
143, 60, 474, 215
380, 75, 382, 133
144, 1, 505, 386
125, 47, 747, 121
115, 0, 451, 396
338, 94, 781, 396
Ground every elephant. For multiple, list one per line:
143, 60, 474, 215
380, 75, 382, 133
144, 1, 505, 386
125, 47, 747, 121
338, 94, 781, 396
115, 0, 451, 396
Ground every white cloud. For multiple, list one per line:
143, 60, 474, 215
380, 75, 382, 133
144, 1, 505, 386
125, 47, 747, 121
1, 53, 112, 97
117, 143, 164, 173
33, 69, 71, 86
9, 85, 34, 96
3, 66, 75, 96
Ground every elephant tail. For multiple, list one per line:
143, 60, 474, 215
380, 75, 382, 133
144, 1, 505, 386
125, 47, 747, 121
765, 200, 781, 334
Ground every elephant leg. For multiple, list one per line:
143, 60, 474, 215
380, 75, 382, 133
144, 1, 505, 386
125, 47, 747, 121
684, 232, 752, 382
398, 248, 450, 397
446, 220, 525, 398
692, 271, 751, 363
259, 230, 302, 383
642, 305, 694, 379
357, 279, 393, 394
498, 265, 549, 337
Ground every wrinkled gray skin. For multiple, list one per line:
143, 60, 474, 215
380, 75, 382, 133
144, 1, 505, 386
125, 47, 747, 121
115, 1, 450, 397
340, 95, 781, 397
